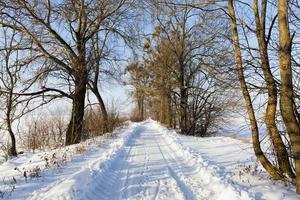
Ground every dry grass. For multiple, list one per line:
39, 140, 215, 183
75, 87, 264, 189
82, 107, 128, 139
228, 134, 251, 144
75, 146, 87, 154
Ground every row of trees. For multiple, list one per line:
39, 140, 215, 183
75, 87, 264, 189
128, 2, 235, 136
0, 0, 137, 157
127, 0, 300, 194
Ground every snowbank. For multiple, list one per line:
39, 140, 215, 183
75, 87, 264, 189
149, 120, 298, 200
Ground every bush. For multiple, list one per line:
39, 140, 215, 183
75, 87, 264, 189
21, 111, 67, 151
82, 105, 128, 139
0, 141, 10, 162
129, 108, 144, 122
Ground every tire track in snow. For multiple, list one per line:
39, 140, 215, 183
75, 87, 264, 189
153, 133, 195, 200
125, 134, 149, 199
121, 142, 137, 199
84, 134, 136, 200
157, 122, 252, 200
83, 125, 150, 200
152, 180, 160, 200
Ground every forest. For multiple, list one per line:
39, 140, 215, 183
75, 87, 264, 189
0, 0, 300, 199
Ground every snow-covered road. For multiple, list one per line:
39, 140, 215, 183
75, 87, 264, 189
1, 120, 298, 200
83, 124, 197, 200
30, 120, 250, 200
84, 123, 211, 200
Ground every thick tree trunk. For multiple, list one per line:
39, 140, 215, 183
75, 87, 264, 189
228, 0, 282, 179
65, 72, 87, 145
277, 0, 300, 193
253, 0, 294, 178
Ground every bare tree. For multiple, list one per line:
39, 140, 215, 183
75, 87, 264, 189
252, 0, 294, 178
87, 5, 137, 132
277, 0, 300, 193
0, 28, 20, 157
128, 1, 233, 136
227, 0, 282, 179
0, 27, 51, 156
0, 0, 133, 145
126, 62, 150, 121
88, 33, 109, 133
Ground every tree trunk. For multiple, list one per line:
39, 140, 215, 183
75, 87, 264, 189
7, 90, 17, 157
173, 94, 178, 129
159, 91, 166, 123
141, 97, 145, 120
65, 71, 87, 145
92, 86, 109, 133
167, 93, 172, 127
253, 0, 294, 178
137, 95, 144, 121
180, 87, 188, 134
8, 128, 17, 157
179, 61, 188, 134
277, 0, 300, 193
160, 88, 171, 125
228, 0, 282, 179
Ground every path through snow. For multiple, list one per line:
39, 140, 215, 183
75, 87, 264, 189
29, 120, 251, 200
1, 120, 298, 200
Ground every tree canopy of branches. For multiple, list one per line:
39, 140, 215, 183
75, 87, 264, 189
0, 0, 135, 146
128, 2, 234, 136
128, 0, 300, 194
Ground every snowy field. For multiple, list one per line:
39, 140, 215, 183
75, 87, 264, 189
0, 120, 298, 200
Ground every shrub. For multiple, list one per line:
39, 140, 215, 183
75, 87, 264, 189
21, 111, 67, 151
82, 104, 128, 139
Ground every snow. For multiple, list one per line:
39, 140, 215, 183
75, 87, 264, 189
0, 119, 299, 200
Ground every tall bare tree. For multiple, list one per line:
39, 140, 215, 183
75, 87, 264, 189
0, 27, 53, 156
227, 0, 282, 179
0, 0, 132, 145
0, 28, 21, 157
253, 0, 294, 178
150, 3, 229, 134
126, 62, 150, 121
277, 0, 300, 193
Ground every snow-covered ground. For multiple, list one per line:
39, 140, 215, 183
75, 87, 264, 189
0, 120, 298, 200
